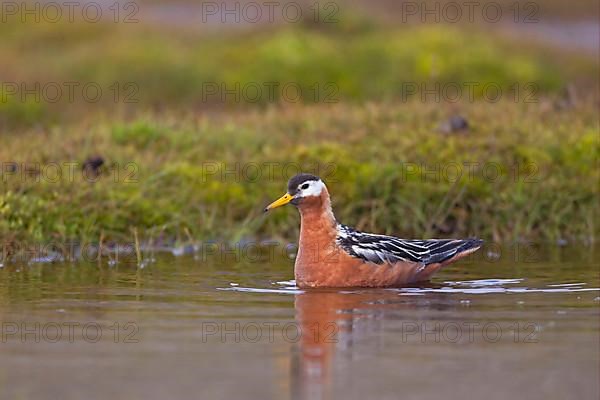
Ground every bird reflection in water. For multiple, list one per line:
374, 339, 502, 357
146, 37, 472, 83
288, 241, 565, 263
290, 290, 401, 400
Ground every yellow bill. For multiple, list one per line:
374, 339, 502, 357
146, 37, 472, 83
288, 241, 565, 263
264, 193, 293, 212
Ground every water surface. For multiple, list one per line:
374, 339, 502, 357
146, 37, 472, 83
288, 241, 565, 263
0, 245, 598, 400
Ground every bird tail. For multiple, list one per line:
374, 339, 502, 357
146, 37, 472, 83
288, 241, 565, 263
424, 238, 483, 264
457, 237, 483, 254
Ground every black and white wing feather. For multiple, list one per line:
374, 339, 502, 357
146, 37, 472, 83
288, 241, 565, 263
336, 225, 482, 266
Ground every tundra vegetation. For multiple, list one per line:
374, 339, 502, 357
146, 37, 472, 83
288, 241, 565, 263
0, 11, 598, 246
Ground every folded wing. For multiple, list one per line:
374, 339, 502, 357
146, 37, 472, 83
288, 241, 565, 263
336, 225, 483, 265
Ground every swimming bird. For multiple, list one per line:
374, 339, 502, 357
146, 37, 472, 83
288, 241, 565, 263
264, 173, 482, 288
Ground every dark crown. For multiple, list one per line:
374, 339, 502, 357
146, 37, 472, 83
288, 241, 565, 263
287, 173, 320, 194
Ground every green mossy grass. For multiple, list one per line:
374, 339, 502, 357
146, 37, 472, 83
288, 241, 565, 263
1, 98, 598, 244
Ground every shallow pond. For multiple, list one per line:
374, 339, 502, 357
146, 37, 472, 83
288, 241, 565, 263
0, 244, 598, 400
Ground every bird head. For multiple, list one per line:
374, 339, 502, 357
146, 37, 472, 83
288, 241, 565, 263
264, 173, 327, 212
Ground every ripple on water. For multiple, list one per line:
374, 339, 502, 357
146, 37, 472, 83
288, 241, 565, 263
220, 278, 600, 295
400, 278, 598, 294
219, 280, 302, 294
444, 278, 524, 287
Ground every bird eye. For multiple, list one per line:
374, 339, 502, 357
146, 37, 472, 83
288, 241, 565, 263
300, 183, 309, 190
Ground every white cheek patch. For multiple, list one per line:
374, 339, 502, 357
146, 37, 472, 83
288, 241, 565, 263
302, 180, 325, 197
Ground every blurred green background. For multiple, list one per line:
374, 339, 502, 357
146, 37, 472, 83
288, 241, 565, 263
0, 0, 598, 244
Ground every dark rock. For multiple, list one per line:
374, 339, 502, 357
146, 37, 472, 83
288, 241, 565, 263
438, 115, 469, 134
82, 156, 105, 175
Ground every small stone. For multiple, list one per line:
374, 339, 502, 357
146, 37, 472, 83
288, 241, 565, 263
438, 115, 469, 134
82, 156, 105, 177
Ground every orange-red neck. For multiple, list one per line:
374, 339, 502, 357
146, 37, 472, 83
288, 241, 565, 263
297, 188, 337, 235
295, 189, 338, 283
